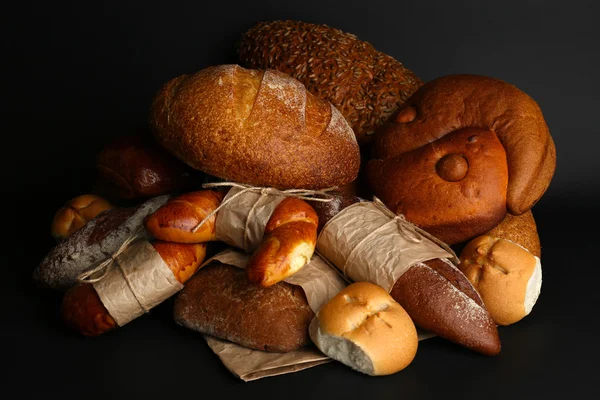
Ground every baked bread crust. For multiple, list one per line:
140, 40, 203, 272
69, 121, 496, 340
150, 65, 360, 189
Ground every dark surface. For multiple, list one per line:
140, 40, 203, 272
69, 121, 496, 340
3, 1, 599, 398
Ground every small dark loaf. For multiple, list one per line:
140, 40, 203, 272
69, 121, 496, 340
238, 20, 422, 144
96, 134, 201, 200
34, 196, 169, 291
174, 262, 314, 352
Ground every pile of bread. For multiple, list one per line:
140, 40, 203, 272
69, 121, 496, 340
34, 20, 556, 378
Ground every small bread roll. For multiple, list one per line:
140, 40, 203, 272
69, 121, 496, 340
309, 282, 418, 376
51, 194, 114, 241
459, 235, 542, 326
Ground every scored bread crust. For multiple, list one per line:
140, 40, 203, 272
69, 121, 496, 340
150, 65, 360, 190
459, 235, 541, 326
311, 282, 418, 376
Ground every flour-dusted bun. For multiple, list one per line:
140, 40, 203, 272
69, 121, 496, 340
150, 64, 360, 189
309, 282, 418, 376
459, 235, 542, 326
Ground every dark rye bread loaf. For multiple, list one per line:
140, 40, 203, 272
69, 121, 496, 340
34, 195, 169, 291
391, 259, 501, 356
173, 262, 314, 352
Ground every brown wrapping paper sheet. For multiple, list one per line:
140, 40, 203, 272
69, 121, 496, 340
93, 239, 183, 327
215, 186, 285, 252
316, 201, 456, 292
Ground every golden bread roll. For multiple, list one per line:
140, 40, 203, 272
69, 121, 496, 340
144, 190, 225, 243
51, 194, 114, 241
309, 282, 418, 376
459, 236, 542, 326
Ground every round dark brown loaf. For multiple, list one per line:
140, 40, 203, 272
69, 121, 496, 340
150, 64, 360, 190
238, 20, 422, 145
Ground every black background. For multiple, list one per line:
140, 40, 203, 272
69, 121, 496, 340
3, 1, 600, 399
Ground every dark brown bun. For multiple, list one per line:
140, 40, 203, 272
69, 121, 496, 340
96, 134, 201, 200
150, 64, 360, 190
238, 20, 422, 145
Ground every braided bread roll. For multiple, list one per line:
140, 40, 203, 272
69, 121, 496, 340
246, 197, 319, 287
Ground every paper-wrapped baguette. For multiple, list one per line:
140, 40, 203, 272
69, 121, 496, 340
309, 192, 501, 356
62, 241, 206, 336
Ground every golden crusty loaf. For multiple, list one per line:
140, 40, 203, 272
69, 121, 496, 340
371, 74, 556, 216
238, 20, 422, 145
150, 65, 360, 189
459, 236, 542, 326
310, 282, 418, 376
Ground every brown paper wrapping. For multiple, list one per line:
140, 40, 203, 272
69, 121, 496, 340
215, 186, 285, 252
92, 239, 183, 327
316, 201, 457, 292
197, 247, 346, 381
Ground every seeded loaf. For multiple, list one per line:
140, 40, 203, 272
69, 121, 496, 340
34, 195, 169, 291
238, 20, 422, 144
150, 64, 360, 190
173, 262, 314, 352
